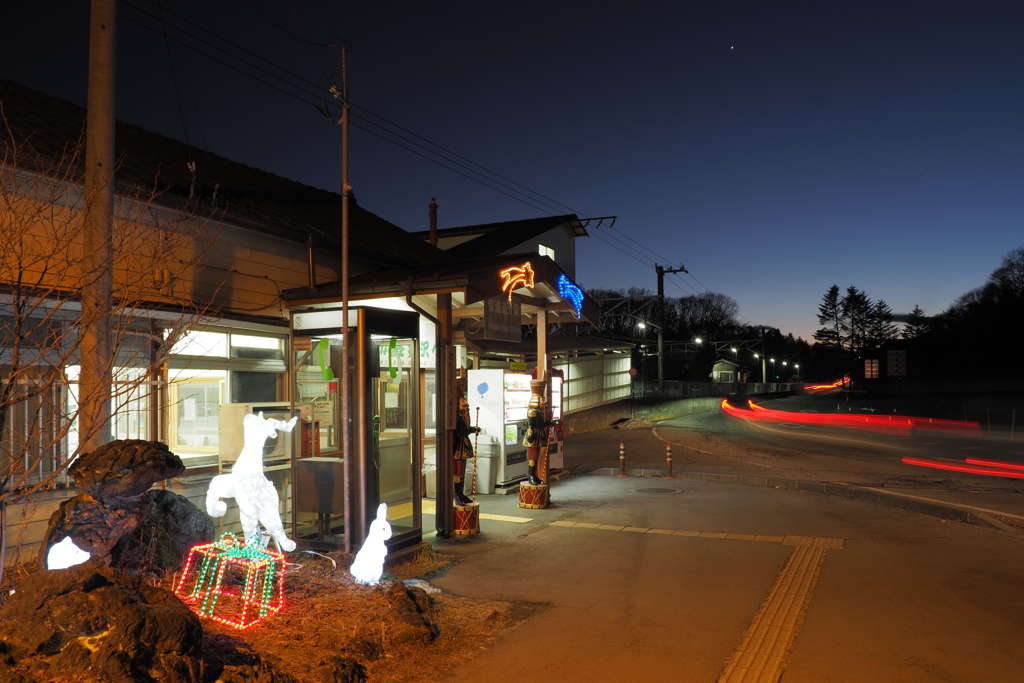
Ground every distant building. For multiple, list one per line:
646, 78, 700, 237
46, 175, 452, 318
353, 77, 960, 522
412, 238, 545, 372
711, 358, 743, 383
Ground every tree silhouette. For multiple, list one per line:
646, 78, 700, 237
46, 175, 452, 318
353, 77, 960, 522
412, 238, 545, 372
902, 305, 929, 340
0, 116, 216, 581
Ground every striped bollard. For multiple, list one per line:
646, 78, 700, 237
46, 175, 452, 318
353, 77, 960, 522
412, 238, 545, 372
617, 443, 628, 477
665, 444, 676, 479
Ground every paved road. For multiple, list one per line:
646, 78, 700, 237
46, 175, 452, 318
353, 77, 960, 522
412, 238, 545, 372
425, 421, 1024, 682
578, 395, 1024, 526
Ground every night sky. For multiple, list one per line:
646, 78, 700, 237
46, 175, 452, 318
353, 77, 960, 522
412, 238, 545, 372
4, 1, 1023, 340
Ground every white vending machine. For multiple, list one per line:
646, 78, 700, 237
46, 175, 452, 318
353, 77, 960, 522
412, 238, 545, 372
467, 369, 532, 488
547, 372, 565, 472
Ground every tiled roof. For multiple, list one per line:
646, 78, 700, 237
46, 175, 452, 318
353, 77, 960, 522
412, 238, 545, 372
412, 214, 584, 260
0, 79, 448, 270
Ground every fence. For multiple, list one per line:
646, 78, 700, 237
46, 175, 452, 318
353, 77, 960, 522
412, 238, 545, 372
631, 379, 803, 400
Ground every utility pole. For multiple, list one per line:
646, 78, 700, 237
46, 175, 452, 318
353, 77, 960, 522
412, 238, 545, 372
81, 0, 117, 453
337, 45, 353, 553
655, 264, 686, 392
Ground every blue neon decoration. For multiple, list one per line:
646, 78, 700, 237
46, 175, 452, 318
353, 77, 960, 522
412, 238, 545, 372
557, 274, 583, 319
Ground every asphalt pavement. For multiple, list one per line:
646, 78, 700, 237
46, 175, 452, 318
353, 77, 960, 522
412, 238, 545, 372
423, 424, 1024, 682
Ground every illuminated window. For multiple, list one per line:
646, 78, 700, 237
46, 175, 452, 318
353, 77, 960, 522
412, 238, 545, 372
539, 244, 555, 260
170, 330, 228, 357
231, 334, 282, 360
864, 359, 879, 379
167, 369, 227, 458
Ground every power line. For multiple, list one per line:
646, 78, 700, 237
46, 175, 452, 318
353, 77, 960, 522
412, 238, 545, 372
123, 0, 737, 315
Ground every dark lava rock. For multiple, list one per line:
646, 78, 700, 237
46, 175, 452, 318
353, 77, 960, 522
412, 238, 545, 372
110, 489, 215, 577
38, 492, 150, 567
70, 440, 185, 500
311, 655, 367, 683
201, 633, 299, 683
384, 582, 439, 645
213, 660, 300, 683
0, 565, 204, 683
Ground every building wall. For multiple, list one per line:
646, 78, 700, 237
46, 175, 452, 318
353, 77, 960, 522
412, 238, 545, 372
554, 352, 632, 415
501, 225, 578, 280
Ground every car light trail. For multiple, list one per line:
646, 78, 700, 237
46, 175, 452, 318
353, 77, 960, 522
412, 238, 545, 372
964, 458, 1024, 472
721, 399, 981, 435
901, 457, 1024, 479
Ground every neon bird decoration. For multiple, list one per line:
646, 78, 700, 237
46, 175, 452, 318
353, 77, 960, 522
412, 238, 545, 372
499, 262, 535, 303
557, 274, 583, 319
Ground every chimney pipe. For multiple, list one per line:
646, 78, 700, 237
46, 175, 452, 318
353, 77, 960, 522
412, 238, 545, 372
428, 198, 438, 246
306, 233, 317, 290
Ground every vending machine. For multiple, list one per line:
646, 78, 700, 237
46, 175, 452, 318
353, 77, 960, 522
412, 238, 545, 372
467, 368, 532, 488
547, 370, 565, 472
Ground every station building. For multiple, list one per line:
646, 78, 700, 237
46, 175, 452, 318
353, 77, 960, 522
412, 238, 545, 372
0, 80, 627, 564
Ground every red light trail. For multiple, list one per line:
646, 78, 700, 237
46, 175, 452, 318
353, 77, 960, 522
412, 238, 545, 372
721, 398, 981, 436
901, 457, 1024, 480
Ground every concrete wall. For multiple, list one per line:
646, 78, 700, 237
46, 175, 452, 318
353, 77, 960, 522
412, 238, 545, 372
563, 395, 723, 434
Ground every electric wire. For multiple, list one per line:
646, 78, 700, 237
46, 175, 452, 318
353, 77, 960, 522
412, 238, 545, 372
155, 2, 193, 150
124, 0, 574, 214
119, 3, 567, 215
121, 1, 736, 316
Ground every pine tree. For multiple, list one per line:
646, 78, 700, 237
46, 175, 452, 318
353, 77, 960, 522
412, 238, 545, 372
868, 299, 898, 347
841, 286, 872, 353
813, 285, 843, 349
903, 305, 929, 339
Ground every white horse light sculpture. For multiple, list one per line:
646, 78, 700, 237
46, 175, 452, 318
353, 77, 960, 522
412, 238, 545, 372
206, 412, 298, 552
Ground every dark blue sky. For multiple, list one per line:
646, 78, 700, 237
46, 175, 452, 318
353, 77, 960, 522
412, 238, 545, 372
4, 1, 1023, 340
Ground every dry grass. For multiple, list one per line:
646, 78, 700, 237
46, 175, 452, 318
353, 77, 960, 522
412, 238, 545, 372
195, 546, 533, 682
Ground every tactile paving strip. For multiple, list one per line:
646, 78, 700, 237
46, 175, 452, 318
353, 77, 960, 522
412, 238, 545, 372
718, 545, 828, 682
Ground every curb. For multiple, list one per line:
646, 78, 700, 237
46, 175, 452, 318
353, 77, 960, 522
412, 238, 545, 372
587, 467, 1023, 534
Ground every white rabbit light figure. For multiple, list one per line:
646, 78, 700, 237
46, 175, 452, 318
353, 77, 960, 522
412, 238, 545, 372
206, 411, 298, 552
350, 503, 392, 585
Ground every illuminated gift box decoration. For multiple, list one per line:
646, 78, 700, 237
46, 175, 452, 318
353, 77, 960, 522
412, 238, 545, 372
174, 533, 285, 629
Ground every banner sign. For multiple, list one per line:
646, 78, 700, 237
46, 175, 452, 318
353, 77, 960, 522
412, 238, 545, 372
482, 294, 522, 342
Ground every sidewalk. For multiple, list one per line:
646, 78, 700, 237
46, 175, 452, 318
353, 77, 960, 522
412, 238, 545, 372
422, 427, 1024, 682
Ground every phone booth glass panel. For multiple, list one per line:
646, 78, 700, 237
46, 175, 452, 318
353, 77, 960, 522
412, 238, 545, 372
290, 306, 421, 555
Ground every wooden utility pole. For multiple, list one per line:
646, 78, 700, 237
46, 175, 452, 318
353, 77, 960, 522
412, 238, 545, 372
655, 264, 686, 391
338, 46, 354, 553
81, 0, 117, 453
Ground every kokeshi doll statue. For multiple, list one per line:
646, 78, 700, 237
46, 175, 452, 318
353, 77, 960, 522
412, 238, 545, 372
523, 378, 550, 486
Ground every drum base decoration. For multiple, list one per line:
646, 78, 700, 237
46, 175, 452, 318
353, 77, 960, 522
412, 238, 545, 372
518, 482, 548, 509
453, 503, 480, 536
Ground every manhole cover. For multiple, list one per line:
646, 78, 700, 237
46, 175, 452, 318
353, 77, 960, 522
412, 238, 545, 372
634, 488, 683, 495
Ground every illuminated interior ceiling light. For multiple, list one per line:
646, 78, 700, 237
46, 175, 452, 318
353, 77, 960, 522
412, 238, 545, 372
499, 262, 535, 303
174, 533, 285, 629
556, 275, 583, 319
350, 503, 392, 585
46, 536, 91, 570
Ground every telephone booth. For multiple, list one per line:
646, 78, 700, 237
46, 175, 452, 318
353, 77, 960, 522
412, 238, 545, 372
290, 306, 422, 555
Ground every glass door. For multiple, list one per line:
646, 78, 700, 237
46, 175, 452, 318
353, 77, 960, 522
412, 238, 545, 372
372, 335, 420, 547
